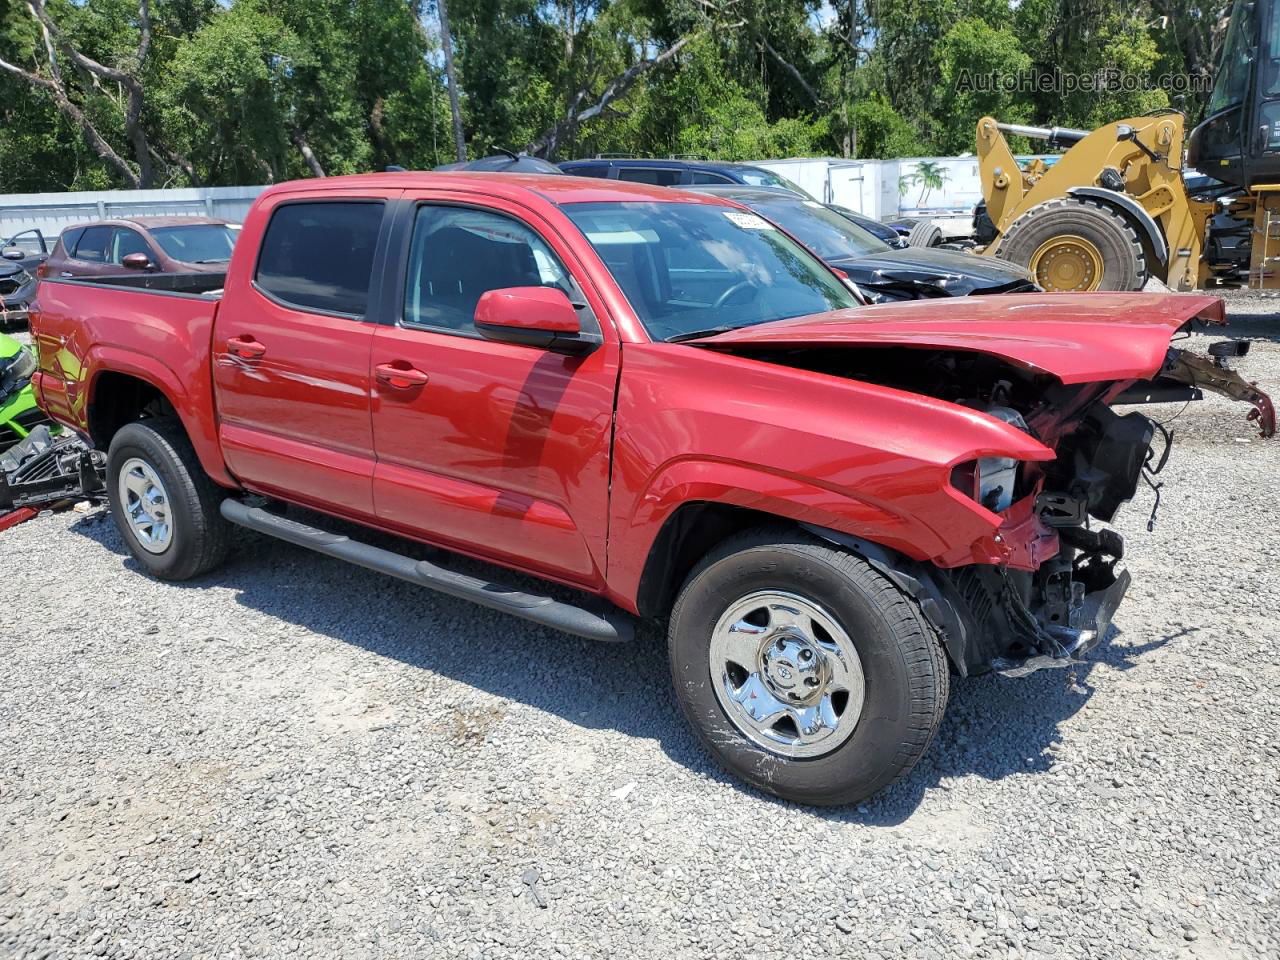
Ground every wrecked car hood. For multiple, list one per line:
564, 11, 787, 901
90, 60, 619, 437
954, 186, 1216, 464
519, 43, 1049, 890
829, 246, 1036, 299
703, 292, 1225, 385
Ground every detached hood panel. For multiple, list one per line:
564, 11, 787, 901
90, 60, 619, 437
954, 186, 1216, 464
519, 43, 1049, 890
703, 292, 1225, 384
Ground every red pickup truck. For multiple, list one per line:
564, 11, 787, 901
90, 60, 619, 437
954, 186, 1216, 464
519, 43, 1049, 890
30, 173, 1274, 805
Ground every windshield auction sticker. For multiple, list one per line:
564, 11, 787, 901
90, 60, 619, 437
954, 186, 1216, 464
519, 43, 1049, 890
722, 210, 774, 230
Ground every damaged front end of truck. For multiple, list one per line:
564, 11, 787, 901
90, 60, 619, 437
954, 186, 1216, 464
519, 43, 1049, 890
703, 294, 1274, 677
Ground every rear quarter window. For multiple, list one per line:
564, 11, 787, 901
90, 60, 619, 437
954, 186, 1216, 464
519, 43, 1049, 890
255, 201, 384, 316
55, 227, 85, 257
616, 168, 684, 186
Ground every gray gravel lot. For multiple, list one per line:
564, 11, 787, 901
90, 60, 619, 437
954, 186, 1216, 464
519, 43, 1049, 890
2, 301, 1279, 960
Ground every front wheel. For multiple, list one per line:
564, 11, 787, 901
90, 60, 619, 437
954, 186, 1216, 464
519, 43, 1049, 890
668, 528, 949, 806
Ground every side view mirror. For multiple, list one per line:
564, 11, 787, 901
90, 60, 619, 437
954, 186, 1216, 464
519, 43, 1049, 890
122, 252, 151, 270
1, 247, 24, 261
474, 286, 599, 355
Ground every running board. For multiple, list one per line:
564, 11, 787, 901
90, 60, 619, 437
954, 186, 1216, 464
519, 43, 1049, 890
219, 499, 634, 643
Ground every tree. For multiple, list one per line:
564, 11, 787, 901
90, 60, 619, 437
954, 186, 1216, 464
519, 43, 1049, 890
433, 0, 466, 162
0, 0, 159, 187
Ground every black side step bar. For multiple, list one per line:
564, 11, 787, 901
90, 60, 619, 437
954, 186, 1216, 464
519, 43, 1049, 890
219, 499, 634, 643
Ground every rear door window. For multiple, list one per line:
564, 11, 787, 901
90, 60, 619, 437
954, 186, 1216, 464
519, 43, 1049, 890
616, 167, 683, 186
73, 226, 113, 263
255, 201, 384, 316
688, 171, 735, 184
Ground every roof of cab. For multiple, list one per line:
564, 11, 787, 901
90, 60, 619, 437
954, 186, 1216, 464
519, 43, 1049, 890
258, 171, 738, 207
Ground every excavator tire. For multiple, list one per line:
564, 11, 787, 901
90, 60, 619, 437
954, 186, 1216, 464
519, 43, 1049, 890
996, 197, 1148, 292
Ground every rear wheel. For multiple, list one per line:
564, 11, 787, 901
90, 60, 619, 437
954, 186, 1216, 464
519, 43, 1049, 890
997, 197, 1147, 291
668, 528, 949, 806
106, 418, 230, 580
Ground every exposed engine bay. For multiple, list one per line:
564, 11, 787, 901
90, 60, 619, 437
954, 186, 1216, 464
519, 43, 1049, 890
732, 323, 1275, 677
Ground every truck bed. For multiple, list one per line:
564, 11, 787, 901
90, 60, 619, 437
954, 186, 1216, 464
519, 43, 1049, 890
52, 271, 226, 298
30, 274, 227, 483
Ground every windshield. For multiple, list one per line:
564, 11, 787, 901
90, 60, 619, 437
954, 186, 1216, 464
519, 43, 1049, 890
736, 168, 815, 199
150, 224, 237, 263
1208, 0, 1257, 113
562, 201, 857, 341
748, 198, 890, 261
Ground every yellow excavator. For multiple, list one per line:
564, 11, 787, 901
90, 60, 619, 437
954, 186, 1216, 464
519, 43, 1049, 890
970, 0, 1280, 292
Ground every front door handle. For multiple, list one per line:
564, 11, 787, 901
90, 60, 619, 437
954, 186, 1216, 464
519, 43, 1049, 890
375, 362, 429, 389
227, 335, 266, 359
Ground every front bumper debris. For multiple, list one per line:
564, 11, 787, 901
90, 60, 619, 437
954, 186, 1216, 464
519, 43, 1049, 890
1163, 346, 1275, 438
992, 568, 1131, 678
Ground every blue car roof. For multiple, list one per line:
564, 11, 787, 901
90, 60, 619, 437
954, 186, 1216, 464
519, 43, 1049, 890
559, 158, 772, 176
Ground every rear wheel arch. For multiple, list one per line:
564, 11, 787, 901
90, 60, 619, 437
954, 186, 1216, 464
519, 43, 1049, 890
85, 365, 233, 485
87, 370, 174, 448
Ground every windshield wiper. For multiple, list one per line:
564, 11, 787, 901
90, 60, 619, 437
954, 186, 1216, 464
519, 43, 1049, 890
194, 258, 231, 264
665, 325, 741, 343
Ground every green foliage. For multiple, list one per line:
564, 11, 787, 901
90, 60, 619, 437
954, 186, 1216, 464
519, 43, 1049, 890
932, 18, 1033, 153
0, 0, 1224, 191
849, 94, 925, 159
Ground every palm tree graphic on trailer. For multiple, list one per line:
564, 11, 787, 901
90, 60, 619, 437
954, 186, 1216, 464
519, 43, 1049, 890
909, 161, 949, 207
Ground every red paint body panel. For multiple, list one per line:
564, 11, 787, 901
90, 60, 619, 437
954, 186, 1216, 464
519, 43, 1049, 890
368, 325, 617, 585
26, 172, 1226, 613
704, 292, 1224, 384
28, 279, 233, 485
602, 344, 1058, 609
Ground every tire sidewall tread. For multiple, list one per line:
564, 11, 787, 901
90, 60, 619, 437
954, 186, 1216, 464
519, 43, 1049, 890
996, 196, 1148, 290
106, 418, 230, 581
668, 527, 948, 806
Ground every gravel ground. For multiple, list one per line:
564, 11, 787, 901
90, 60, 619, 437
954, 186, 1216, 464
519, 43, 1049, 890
2, 301, 1279, 960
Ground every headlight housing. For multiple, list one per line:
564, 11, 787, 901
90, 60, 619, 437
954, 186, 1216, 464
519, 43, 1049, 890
950, 406, 1031, 513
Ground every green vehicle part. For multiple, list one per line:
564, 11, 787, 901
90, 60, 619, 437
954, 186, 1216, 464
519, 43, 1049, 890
0, 333, 51, 452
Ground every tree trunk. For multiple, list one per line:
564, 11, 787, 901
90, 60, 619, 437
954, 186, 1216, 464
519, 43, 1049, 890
23, 0, 157, 187
291, 129, 326, 177
0, 56, 141, 188
436, 0, 466, 163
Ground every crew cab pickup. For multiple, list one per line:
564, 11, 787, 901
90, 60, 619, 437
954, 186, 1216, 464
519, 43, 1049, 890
30, 173, 1275, 806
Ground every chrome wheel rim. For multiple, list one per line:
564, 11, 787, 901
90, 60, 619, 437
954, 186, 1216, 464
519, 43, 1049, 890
117, 457, 173, 553
709, 590, 866, 759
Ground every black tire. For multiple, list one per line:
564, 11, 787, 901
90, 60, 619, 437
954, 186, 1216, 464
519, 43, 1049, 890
106, 418, 231, 580
668, 527, 949, 806
907, 221, 943, 248
996, 197, 1147, 291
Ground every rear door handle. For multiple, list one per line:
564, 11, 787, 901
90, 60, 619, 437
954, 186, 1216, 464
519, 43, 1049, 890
375, 362, 429, 389
226, 336, 266, 359
60, 272, 73, 278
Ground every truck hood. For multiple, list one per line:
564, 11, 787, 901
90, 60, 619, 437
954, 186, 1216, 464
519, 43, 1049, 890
701, 292, 1225, 384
